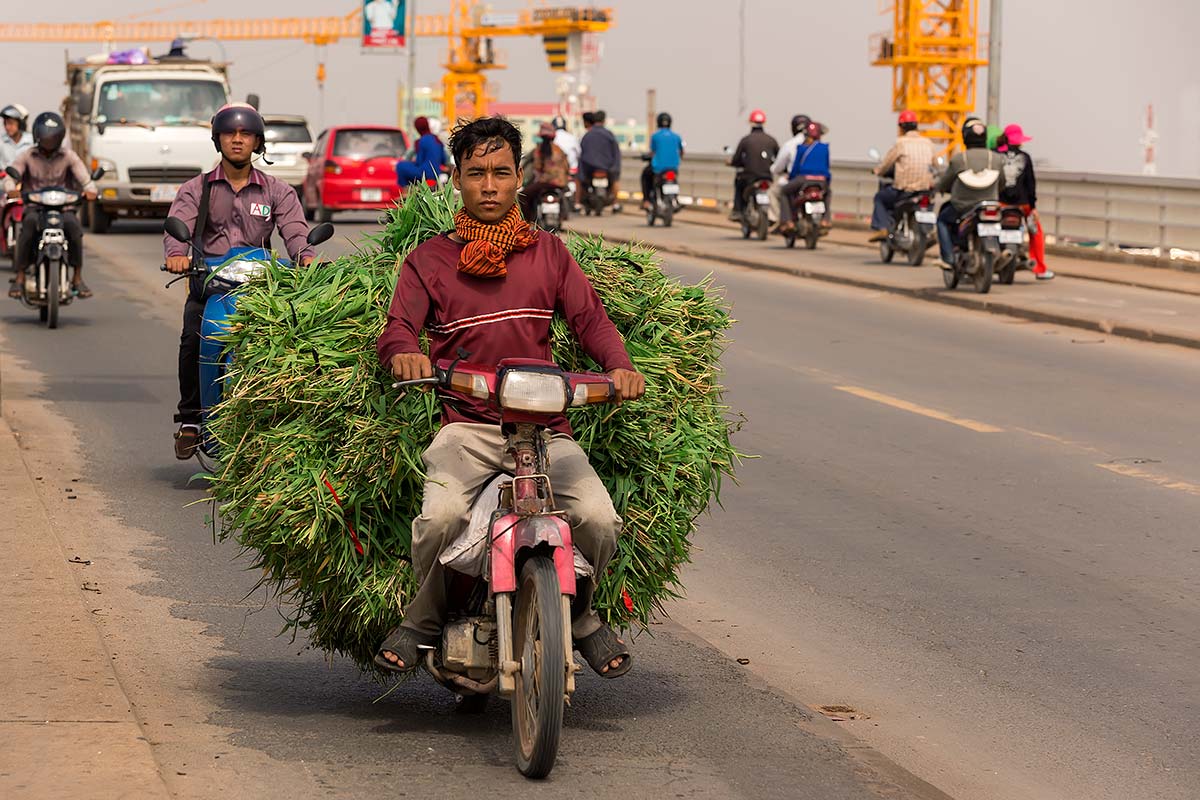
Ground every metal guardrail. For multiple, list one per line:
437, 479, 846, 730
620, 152, 1200, 263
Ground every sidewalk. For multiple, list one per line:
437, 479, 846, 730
568, 211, 1200, 350
0, 415, 168, 799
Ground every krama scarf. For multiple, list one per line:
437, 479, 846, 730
453, 204, 538, 278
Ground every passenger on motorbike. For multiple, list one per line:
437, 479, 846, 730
4, 112, 96, 300
551, 115, 580, 173
520, 122, 570, 221
640, 111, 684, 211
395, 115, 447, 188
579, 109, 623, 212
768, 114, 812, 229
869, 110, 935, 241
935, 117, 1004, 266
998, 123, 1053, 280
0, 104, 33, 169
778, 121, 831, 233
375, 115, 645, 679
729, 109, 779, 221
164, 103, 317, 459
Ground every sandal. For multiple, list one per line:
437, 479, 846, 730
8, 279, 19, 299
73, 281, 93, 299
575, 624, 632, 679
374, 626, 438, 674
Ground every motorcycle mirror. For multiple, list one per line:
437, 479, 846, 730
867, 147, 881, 162
90, 167, 105, 181
163, 216, 192, 244
936, 156, 946, 167
306, 222, 334, 247
722, 145, 732, 154
4, 166, 20, 181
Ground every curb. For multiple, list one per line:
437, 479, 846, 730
569, 228, 1200, 351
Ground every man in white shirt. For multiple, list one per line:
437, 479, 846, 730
551, 115, 580, 171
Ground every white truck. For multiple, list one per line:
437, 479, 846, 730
64, 56, 231, 233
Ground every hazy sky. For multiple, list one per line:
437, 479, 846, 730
2, 1, 1197, 176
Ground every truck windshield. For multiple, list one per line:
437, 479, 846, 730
97, 80, 227, 127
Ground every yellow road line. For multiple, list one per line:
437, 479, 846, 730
1094, 462, 1200, 497
834, 385, 1004, 434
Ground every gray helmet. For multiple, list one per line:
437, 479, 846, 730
1, 103, 29, 132
210, 103, 266, 155
32, 111, 66, 151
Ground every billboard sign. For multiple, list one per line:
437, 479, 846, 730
363, 0, 406, 48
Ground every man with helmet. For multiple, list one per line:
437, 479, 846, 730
769, 114, 819, 228
778, 121, 832, 233
868, 110, 936, 241
640, 111, 684, 212
4, 111, 97, 299
728, 109, 778, 222
551, 115, 580, 172
579, 109, 622, 212
935, 116, 1005, 266
0, 104, 32, 169
163, 103, 318, 459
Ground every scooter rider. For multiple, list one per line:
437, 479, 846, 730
375, 116, 645, 679
164, 103, 316, 460
579, 109, 623, 212
520, 121, 570, 221
778, 121, 831, 233
729, 109, 778, 221
640, 111, 684, 211
4, 111, 97, 300
0, 104, 33, 168
869, 110, 936, 241
935, 117, 1004, 267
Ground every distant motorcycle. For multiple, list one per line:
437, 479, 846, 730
737, 177, 771, 240
642, 153, 681, 228
535, 185, 566, 233
582, 170, 614, 215
943, 201, 1001, 294
0, 193, 23, 266
995, 204, 1032, 285
878, 180, 936, 266
4, 164, 104, 328
782, 176, 828, 250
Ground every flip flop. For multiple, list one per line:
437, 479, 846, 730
374, 626, 438, 674
8, 280, 19, 299
575, 624, 632, 679
73, 281, 93, 299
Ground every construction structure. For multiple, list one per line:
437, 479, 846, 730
0, 2, 613, 125
871, 0, 986, 156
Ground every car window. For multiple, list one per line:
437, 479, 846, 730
332, 129, 407, 159
264, 121, 313, 143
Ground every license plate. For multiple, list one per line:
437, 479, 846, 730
915, 210, 936, 224
150, 184, 178, 203
539, 202, 560, 215
999, 228, 1024, 244
805, 201, 826, 214
977, 222, 1001, 237
591, 178, 609, 189
755, 192, 770, 205
661, 183, 680, 195
360, 188, 383, 202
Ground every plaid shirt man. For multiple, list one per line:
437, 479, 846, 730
878, 131, 936, 191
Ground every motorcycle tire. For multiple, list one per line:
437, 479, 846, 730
661, 201, 673, 228
973, 250, 995, 294
511, 555, 565, 779
805, 226, 819, 250
755, 209, 768, 241
45, 260, 60, 329
942, 267, 960, 289
908, 230, 927, 267
880, 239, 895, 263
1000, 261, 1016, 285
741, 217, 751, 239
784, 230, 797, 248
88, 202, 111, 235
645, 206, 656, 227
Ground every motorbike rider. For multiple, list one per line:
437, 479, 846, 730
0, 104, 33, 168
998, 123, 1053, 280
580, 109, 623, 212
729, 109, 779, 221
640, 111, 684, 211
935, 117, 1005, 267
395, 115, 447, 188
375, 115, 644, 679
869, 110, 936, 241
768, 114, 813, 229
778, 121, 831, 233
551, 115, 580, 173
163, 103, 317, 460
4, 111, 97, 300
520, 121, 571, 221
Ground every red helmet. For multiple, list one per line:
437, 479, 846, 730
805, 121, 822, 139
748, 109, 766, 125
898, 110, 918, 125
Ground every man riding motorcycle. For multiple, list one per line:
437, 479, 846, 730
164, 103, 317, 459
4, 111, 97, 300
778, 121, 831, 233
551, 115, 580, 173
935, 117, 1004, 267
869, 110, 936, 241
395, 115, 447, 188
641, 111, 684, 212
374, 115, 645, 679
0, 104, 33, 169
579, 110, 623, 213
520, 121, 570, 221
729, 109, 778, 221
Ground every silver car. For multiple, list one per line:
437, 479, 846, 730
256, 114, 313, 194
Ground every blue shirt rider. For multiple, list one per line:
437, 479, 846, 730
395, 116, 446, 187
641, 112, 684, 210
780, 121, 831, 230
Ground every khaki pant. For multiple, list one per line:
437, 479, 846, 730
402, 422, 620, 639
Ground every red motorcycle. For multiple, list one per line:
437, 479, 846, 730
0, 194, 23, 265
393, 355, 618, 778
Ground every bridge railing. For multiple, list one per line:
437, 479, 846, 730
619, 152, 1200, 263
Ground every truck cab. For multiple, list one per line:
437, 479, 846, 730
64, 57, 231, 233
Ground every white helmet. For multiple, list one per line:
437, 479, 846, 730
1, 103, 30, 132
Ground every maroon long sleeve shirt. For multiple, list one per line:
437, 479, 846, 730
377, 230, 634, 434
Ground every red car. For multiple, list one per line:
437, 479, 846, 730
302, 125, 410, 221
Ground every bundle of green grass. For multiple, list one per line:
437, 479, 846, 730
208, 183, 740, 669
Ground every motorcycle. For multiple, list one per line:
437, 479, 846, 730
943, 201, 1001, 294
0, 193, 23, 266
782, 176, 828, 250
535, 185, 566, 233
995, 204, 1032, 285
642, 153, 681, 228
582, 170, 613, 215
878, 181, 936, 266
4, 164, 104, 328
392, 355, 619, 778
162, 215, 334, 466
738, 177, 772, 240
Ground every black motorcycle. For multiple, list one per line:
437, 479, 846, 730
783, 176, 828, 250
643, 154, 681, 227
5, 164, 104, 328
878, 181, 936, 267
738, 177, 772, 240
995, 204, 1032, 285
944, 201, 1001, 294
582, 170, 614, 215
534, 186, 566, 233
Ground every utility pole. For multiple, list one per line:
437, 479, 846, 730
646, 88, 656, 147
405, 0, 417, 129
737, 0, 746, 116
985, 0, 1002, 126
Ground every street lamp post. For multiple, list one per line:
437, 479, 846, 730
985, 0, 1002, 127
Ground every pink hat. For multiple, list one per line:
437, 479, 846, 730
1003, 124, 1032, 146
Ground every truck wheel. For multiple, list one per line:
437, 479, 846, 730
89, 202, 111, 234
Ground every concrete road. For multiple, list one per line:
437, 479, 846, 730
3, 215, 1198, 800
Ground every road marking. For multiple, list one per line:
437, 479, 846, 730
833, 385, 1004, 434
1094, 462, 1200, 497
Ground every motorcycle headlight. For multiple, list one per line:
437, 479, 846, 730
212, 258, 268, 284
498, 370, 568, 413
28, 190, 71, 206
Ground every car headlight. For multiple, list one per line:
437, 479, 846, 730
28, 190, 71, 206
213, 258, 268, 284
498, 370, 568, 413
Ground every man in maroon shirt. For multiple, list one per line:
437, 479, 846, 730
164, 104, 316, 460
376, 116, 644, 679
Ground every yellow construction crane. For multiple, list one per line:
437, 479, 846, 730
0, 3, 613, 124
871, 0, 985, 156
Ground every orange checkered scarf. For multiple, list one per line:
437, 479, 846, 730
453, 204, 538, 278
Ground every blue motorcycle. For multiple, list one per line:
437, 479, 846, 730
163, 216, 334, 465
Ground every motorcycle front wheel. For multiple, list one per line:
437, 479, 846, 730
45, 260, 60, 329
973, 249, 995, 294
879, 238, 895, 263
511, 555, 565, 778
942, 266, 960, 289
